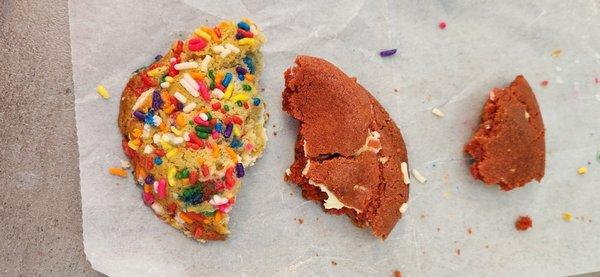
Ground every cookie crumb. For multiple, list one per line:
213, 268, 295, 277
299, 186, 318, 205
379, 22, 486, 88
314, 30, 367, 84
515, 216, 533, 231
273, 131, 277, 136
331, 260, 337, 266
393, 270, 402, 277
551, 49, 562, 58
394, 88, 399, 92
455, 248, 461, 255
562, 212, 573, 222
467, 228, 473, 235
297, 218, 304, 224
540, 80, 549, 87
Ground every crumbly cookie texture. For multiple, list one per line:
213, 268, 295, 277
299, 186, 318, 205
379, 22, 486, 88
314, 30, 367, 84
464, 75, 545, 191
118, 19, 267, 241
282, 56, 409, 239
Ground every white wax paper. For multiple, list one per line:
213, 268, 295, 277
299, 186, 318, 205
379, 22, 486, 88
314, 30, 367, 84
70, 0, 600, 276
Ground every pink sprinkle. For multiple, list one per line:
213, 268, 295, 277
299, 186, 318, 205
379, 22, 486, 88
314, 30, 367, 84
245, 143, 254, 151
540, 80, 549, 87
439, 21, 447, 29
198, 81, 211, 101
193, 116, 210, 126
188, 38, 207, 51
158, 179, 167, 199
595, 77, 599, 85
211, 130, 219, 139
142, 191, 155, 205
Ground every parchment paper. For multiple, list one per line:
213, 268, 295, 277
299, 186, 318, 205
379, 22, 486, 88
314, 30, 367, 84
70, 0, 600, 276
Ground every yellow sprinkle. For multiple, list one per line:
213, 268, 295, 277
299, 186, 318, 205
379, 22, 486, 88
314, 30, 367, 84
165, 76, 175, 83
224, 83, 234, 99
242, 17, 255, 25
127, 140, 139, 151
211, 145, 220, 159
96, 85, 110, 99
147, 66, 167, 77
196, 157, 205, 165
577, 166, 588, 175
230, 93, 249, 103
160, 141, 172, 151
166, 148, 179, 159
171, 126, 182, 136
168, 167, 177, 186
225, 146, 238, 163
131, 128, 142, 138
201, 26, 219, 42
232, 125, 241, 137
238, 38, 255, 46
551, 49, 562, 58
562, 212, 573, 222
194, 28, 212, 41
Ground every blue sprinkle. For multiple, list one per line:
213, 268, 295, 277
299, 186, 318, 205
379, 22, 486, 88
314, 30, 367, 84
252, 98, 261, 106
154, 157, 163, 165
238, 74, 245, 81
133, 110, 146, 121
237, 21, 250, 31
215, 122, 223, 133
144, 110, 155, 125
230, 138, 243, 148
154, 54, 163, 61
235, 163, 245, 178
243, 56, 255, 74
222, 72, 233, 87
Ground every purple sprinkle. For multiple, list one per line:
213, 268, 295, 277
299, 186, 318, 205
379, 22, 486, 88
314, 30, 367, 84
236, 66, 247, 75
145, 174, 154, 184
176, 101, 184, 111
235, 163, 245, 178
379, 49, 397, 57
223, 123, 233, 138
133, 110, 146, 121
152, 90, 163, 110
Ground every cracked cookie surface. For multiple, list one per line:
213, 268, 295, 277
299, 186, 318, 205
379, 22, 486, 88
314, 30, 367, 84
283, 56, 409, 239
464, 75, 545, 191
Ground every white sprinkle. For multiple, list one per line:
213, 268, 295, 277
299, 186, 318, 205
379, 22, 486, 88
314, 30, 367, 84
183, 132, 190, 142
250, 25, 258, 34
162, 133, 174, 143
179, 78, 199, 97
555, 66, 562, 72
174, 61, 199, 70
151, 202, 165, 215
182, 102, 197, 113
131, 88, 153, 111
220, 49, 231, 58
160, 81, 170, 89
431, 108, 445, 117
143, 144, 154, 154
556, 76, 564, 84
285, 168, 292, 176
378, 157, 389, 164
525, 111, 530, 119
152, 115, 162, 127
199, 112, 208, 121
142, 124, 151, 138
209, 194, 229, 206
225, 43, 240, 53
489, 89, 496, 101
153, 133, 161, 144
200, 55, 212, 72
183, 73, 200, 90
152, 181, 159, 194
120, 160, 131, 169
173, 92, 188, 104
174, 212, 186, 225
401, 162, 410, 185
212, 88, 224, 99
399, 203, 408, 214
169, 57, 177, 63
212, 45, 225, 53
172, 137, 184, 145
412, 169, 427, 184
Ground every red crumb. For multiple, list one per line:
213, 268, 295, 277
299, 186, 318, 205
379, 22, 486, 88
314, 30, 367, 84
540, 80, 549, 87
515, 216, 533, 231
467, 228, 473, 235
456, 248, 461, 255
298, 218, 304, 224
331, 260, 337, 266
393, 270, 402, 277
594, 77, 599, 85
439, 21, 447, 29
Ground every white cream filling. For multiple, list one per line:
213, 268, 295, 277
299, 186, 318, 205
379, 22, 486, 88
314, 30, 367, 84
308, 180, 362, 211
354, 130, 381, 156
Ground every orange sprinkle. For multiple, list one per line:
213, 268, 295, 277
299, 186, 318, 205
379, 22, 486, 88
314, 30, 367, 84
179, 212, 195, 224
108, 167, 128, 177
217, 21, 231, 29
211, 145, 220, 158
215, 71, 224, 85
196, 157, 205, 165
245, 74, 254, 82
225, 146, 238, 163
214, 211, 223, 222
136, 167, 147, 180
163, 104, 175, 115
131, 128, 142, 138
201, 26, 219, 42
143, 184, 152, 193
190, 72, 205, 80
175, 113, 186, 128
158, 122, 169, 132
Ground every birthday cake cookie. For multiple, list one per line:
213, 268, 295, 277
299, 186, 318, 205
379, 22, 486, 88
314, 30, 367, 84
118, 19, 267, 241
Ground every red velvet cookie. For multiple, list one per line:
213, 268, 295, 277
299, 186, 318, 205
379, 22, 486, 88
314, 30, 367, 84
464, 75, 545, 191
283, 56, 409, 239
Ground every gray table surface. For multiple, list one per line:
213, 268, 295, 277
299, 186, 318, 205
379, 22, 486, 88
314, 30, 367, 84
0, 1, 597, 276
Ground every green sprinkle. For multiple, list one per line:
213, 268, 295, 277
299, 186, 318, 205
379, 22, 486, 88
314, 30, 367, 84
206, 112, 212, 120
242, 84, 252, 91
209, 80, 215, 90
201, 210, 217, 217
236, 101, 243, 107
197, 131, 209, 139
181, 168, 189, 178
208, 70, 214, 80
175, 172, 183, 179
224, 105, 230, 112
195, 126, 211, 133
180, 186, 203, 205
188, 120, 194, 125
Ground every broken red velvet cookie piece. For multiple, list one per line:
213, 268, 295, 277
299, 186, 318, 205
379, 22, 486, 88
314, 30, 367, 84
464, 75, 545, 191
282, 55, 409, 239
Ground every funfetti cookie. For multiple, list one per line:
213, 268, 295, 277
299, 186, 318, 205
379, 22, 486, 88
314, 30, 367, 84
283, 55, 409, 239
118, 19, 267, 241
464, 75, 545, 191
